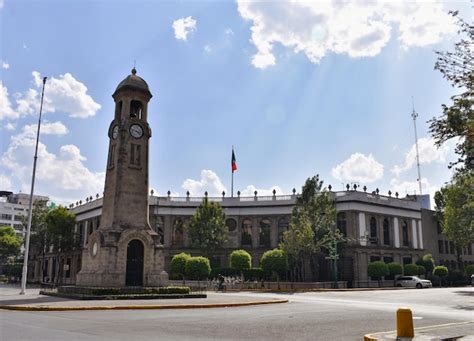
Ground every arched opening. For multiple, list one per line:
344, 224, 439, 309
337, 212, 347, 236
115, 101, 122, 120
226, 218, 237, 232
172, 218, 184, 246
126, 239, 144, 286
259, 218, 271, 247
383, 218, 390, 245
130, 100, 143, 119
370, 217, 377, 245
241, 219, 252, 247
278, 217, 289, 243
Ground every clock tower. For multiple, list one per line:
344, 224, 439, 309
76, 68, 166, 287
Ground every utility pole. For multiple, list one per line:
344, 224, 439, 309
411, 98, 422, 195
20, 76, 47, 295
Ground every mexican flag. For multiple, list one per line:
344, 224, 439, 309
232, 149, 237, 173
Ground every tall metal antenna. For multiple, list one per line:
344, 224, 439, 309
411, 97, 422, 195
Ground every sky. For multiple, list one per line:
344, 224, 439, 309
0, 0, 470, 206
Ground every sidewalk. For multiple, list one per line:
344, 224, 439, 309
0, 285, 287, 311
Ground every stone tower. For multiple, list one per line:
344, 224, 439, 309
76, 69, 165, 287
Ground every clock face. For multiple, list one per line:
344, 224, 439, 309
130, 124, 143, 139
112, 125, 119, 139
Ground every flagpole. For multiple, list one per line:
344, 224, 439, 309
231, 146, 234, 198
20, 76, 47, 295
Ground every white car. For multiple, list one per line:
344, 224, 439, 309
396, 276, 432, 288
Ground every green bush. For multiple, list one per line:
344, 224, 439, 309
185, 256, 211, 280
230, 249, 252, 271
446, 269, 467, 286
387, 262, 403, 278
260, 249, 288, 278
465, 264, 474, 277
154, 286, 190, 295
91, 288, 122, 296
170, 252, 191, 280
243, 268, 264, 281
416, 265, 426, 277
404, 264, 419, 276
3, 263, 22, 277
367, 261, 389, 280
433, 265, 449, 286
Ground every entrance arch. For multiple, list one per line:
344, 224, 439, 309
126, 239, 144, 286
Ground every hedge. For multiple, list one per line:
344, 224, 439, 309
404, 264, 419, 276
210, 267, 265, 281
88, 286, 191, 296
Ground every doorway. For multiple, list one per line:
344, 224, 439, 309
125, 239, 144, 286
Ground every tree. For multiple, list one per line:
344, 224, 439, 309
45, 207, 78, 284
404, 264, 419, 276
24, 200, 50, 282
230, 249, 252, 290
416, 254, 435, 278
433, 265, 449, 287
170, 252, 191, 283
416, 265, 426, 278
185, 256, 210, 283
428, 12, 473, 172
387, 262, 403, 285
367, 261, 389, 287
0, 226, 22, 264
187, 198, 228, 256
260, 249, 288, 289
280, 175, 341, 281
435, 172, 474, 270
465, 264, 474, 278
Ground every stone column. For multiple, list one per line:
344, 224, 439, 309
358, 212, 367, 246
393, 217, 400, 248
83, 221, 88, 248
417, 220, 423, 249
163, 215, 172, 247
252, 217, 259, 249
411, 219, 418, 249
270, 217, 278, 248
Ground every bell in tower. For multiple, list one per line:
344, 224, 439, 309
76, 68, 166, 288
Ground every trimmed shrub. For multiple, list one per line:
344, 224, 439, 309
170, 252, 191, 280
3, 263, 22, 277
155, 286, 190, 295
243, 268, 264, 281
465, 264, 474, 277
416, 265, 426, 277
368, 261, 389, 280
185, 256, 211, 280
433, 265, 449, 287
404, 264, 419, 276
387, 262, 403, 278
446, 270, 467, 286
230, 249, 252, 271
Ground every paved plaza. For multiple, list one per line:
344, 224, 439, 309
0, 285, 472, 340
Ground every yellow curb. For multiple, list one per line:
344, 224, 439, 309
0, 299, 288, 312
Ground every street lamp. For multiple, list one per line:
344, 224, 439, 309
20, 76, 47, 295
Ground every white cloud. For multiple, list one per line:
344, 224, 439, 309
1, 124, 105, 204
0, 174, 12, 190
240, 185, 283, 197
0, 0, 4, 10
182, 169, 226, 196
204, 45, 212, 53
172, 16, 197, 41
392, 137, 450, 176
389, 177, 439, 202
0, 82, 17, 120
4, 122, 15, 131
332, 153, 384, 183
14, 71, 101, 119
1, 60, 9, 69
237, 0, 456, 68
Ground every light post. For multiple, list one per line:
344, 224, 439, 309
20, 76, 47, 295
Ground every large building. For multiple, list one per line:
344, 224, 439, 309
29, 189, 474, 286
0, 191, 49, 237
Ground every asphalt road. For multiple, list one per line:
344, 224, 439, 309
1, 287, 472, 341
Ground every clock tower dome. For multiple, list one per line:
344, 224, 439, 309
76, 69, 166, 287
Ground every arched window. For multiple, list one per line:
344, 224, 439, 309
278, 217, 289, 243
241, 219, 252, 247
115, 101, 122, 120
259, 218, 271, 247
172, 218, 184, 246
402, 220, 409, 247
337, 213, 347, 236
226, 219, 237, 233
383, 218, 390, 246
130, 100, 143, 119
370, 217, 377, 245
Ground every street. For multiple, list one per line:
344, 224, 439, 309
0, 287, 472, 340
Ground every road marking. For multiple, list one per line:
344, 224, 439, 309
413, 316, 423, 320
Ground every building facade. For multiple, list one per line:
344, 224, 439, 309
29, 189, 473, 286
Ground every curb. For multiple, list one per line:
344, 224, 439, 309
0, 299, 288, 312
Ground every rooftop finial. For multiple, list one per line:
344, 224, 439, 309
132, 60, 137, 75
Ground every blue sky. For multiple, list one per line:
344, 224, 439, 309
0, 0, 469, 205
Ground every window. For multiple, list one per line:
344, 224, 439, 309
259, 218, 271, 247
468, 244, 472, 255
436, 221, 442, 234
403, 257, 412, 265
172, 218, 184, 246
383, 218, 390, 246
449, 241, 455, 255
402, 220, 409, 247
115, 101, 122, 120
130, 100, 143, 119
383, 256, 393, 264
241, 219, 252, 246
0, 214, 12, 220
130, 144, 141, 166
337, 213, 347, 236
370, 256, 380, 263
65, 258, 71, 278
278, 217, 289, 243
445, 240, 449, 254
226, 219, 237, 232
108, 144, 116, 169
438, 240, 444, 254
369, 217, 378, 245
